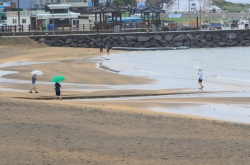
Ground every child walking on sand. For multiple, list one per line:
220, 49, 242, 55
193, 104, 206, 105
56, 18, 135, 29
54, 82, 61, 100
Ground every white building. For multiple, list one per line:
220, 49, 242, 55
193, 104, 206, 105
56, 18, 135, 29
7, 11, 31, 26
37, 4, 80, 30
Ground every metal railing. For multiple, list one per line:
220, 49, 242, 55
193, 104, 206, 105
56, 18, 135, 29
0, 22, 159, 33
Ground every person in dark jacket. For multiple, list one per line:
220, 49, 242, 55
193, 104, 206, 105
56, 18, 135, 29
54, 82, 61, 100
100, 43, 104, 52
106, 44, 111, 53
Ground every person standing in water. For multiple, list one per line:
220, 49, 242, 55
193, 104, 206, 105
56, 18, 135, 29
29, 74, 38, 93
99, 43, 104, 52
106, 43, 111, 53
54, 82, 61, 100
198, 68, 204, 89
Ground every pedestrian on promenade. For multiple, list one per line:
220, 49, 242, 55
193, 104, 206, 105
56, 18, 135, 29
29, 74, 38, 93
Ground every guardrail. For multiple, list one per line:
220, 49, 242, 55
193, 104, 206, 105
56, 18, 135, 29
0, 22, 161, 33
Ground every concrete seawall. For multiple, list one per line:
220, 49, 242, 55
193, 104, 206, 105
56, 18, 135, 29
30, 30, 250, 48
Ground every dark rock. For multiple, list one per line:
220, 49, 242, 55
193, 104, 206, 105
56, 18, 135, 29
117, 40, 126, 44
165, 35, 173, 41
78, 39, 85, 43
134, 42, 142, 47
165, 44, 176, 47
112, 36, 119, 40
150, 39, 160, 46
186, 34, 193, 40
230, 41, 238, 46
191, 38, 199, 44
65, 38, 73, 44
226, 33, 237, 39
236, 36, 244, 42
201, 39, 207, 45
154, 35, 162, 41
197, 43, 204, 48
207, 42, 214, 46
57, 40, 64, 45
184, 42, 191, 46
159, 40, 166, 44
245, 36, 250, 40
53, 42, 62, 46
119, 36, 126, 41
205, 34, 212, 41
70, 42, 78, 47
245, 43, 250, 46
191, 45, 199, 48
127, 41, 136, 46
194, 34, 203, 40
120, 43, 128, 47
144, 42, 152, 47
218, 42, 227, 47
175, 42, 183, 47
221, 38, 227, 42
212, 34, 221, 40
138, 36, 150, 42
173, 35, 187, 42
38, 38, 47, 43
212, 39, 220, 43
78, 43, 89, 48
240, 40, 249, 44
125, 36, 137, 41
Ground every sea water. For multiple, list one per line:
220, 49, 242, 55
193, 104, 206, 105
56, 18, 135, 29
99, 47, 250, 91
95, 47, 250, 123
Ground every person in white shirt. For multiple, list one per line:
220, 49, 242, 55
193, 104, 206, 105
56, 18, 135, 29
198, 69, 204, 89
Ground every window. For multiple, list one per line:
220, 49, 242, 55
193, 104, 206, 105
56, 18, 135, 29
13, 19, 17, 24
22, 19, 26, 24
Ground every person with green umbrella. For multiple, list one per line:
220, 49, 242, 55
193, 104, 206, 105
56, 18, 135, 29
54, 82, 61, 101
51, 75, 65, 101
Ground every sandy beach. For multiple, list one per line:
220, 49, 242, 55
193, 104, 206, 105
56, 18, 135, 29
0, 38, 250, 164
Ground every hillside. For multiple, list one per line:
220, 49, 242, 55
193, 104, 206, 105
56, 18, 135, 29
214, 0, 250, 12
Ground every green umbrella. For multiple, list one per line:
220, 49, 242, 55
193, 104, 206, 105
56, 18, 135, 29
51, 75, 65, 82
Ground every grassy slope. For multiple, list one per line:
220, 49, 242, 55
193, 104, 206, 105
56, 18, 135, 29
213, 0, 250, 12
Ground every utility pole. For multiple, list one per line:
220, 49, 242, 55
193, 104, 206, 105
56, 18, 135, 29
188, 0, 190, 18
178, 0, 179, 13
17, 0, 20, 31
132, 0, 133, 15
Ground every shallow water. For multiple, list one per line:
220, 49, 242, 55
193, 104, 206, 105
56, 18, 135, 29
99, 47, 250, 91
73, 91, 250, 124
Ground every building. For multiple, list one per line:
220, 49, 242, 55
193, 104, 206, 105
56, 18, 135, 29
37, 4, 80, 30
7, 10, 31, 26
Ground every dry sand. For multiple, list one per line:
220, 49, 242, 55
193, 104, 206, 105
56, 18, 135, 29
0, 38, 250, 164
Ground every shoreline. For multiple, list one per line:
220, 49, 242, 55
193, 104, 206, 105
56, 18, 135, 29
0, 45, 250, 124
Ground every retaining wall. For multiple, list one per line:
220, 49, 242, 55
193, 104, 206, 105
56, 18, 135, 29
30, 30, 250, 48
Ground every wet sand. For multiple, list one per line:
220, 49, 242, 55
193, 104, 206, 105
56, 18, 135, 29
1, 38, 250, 164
